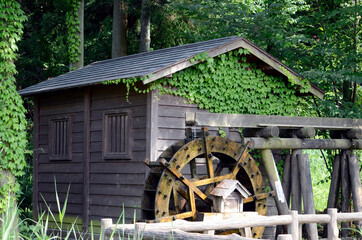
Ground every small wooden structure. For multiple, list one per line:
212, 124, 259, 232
210, 179, 251, 213
18, 36, 362, 239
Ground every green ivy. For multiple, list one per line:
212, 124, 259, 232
0, 0, 27, 212
156, 50, 302, 116
66, 0, 81, 66
104, 49, 306, 117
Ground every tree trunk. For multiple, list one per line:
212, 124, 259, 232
112, 0, 127, 57
139, 0, 151, 53
69, 0, 84, 70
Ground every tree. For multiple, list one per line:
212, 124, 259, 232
67, 0, 84, 69
139, 0, 151, 52
112, 0, 128, 57
0, 0, 27, 212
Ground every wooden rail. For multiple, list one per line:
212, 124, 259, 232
101, 209, 362, 240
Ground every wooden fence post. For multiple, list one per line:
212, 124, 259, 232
136, 223, 146, 240
288, 210, 299, 240
277, 234, 292, 240
101, 218, 113, 240
328, 208, 338, 240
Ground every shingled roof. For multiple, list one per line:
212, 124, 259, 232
19, 36, 324, 98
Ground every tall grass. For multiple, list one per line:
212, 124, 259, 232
0, 194, 20, 240
0, 184, 141, 240
307, 149, 331, 211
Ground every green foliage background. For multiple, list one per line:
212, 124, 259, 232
0, 0, 27, 212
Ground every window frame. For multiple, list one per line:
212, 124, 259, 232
103, 109, 132, 160
49, 115, 73, 161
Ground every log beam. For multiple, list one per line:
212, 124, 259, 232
186, 112, 362, 130
248, 138, 361, 150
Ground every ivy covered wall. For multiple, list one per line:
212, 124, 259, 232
0, 0, 27, 212
153, 50, 306, 116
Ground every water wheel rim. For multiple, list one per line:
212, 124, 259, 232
154, 136, 267, 238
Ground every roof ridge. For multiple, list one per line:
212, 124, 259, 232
90, 36, 240, 66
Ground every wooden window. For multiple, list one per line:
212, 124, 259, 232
103, 110, 131, 159
49, 116, 72, 160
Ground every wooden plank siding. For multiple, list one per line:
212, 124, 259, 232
88, 85, 148, 223
36, 89, 85, 220
34, 84, 149, 226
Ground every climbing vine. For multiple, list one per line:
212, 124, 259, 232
155, 49, 302, 116
104, 49, 308, 116
66, 0, 81, 65
0, 0, 27, 212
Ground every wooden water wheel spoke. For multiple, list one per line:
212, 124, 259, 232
173, 182, 189, 201
189, 189, 197, 220
172, 187, 180, 214
159, 158, 212, 205
202, 128, 215, 179
231, 142, 252, 176
204, 162, 225, 195
193, 173, 235, 186
243, 191, 275, 204
144, 136, 268, 238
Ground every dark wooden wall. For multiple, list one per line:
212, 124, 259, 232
36, 89, 85, 217
35, 85, 148, 225
88, 85, 147, 223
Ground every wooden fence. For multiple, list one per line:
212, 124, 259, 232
101, 208, 362, 240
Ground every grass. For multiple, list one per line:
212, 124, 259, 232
308, 149, 362, 212
0, 184, 140, 240
307, 149, 332, 211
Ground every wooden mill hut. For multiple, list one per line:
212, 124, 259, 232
19, 36, 324, 236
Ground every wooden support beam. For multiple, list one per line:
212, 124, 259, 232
294, 127, 316, 138
242, 126, 279, 138
291, 150, 302, 214
279, 128, 316, 138
323, 154, 341, 238
348, 154, 362, 234
340, 151, 351, 237
327, 154, 341, 209
281, 154, 291, 207
202, 127, 214, 179
330, 128, 362, 139
260, 149, 289, 216
186, 112, 362, 130
297, 154, 318, 240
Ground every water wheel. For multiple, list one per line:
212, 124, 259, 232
142, 132, 268, 238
